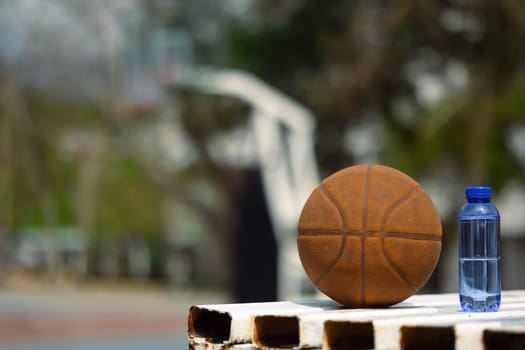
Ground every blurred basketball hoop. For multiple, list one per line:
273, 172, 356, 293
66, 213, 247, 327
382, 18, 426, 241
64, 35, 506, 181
163, 64, 321, 300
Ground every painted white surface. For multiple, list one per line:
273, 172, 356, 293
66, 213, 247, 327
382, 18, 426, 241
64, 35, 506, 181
189, 291, 525, 349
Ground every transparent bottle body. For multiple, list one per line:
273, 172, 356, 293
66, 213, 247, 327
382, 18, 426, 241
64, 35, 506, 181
458, 201, 501, 312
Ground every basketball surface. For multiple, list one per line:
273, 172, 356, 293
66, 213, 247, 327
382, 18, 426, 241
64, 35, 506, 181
297, 164, 442, 307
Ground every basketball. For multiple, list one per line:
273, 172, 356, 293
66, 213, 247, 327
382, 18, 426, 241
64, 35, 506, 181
297, 164, 442, 307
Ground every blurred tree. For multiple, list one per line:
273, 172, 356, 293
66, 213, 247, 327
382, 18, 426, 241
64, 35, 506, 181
229, 0, 525, 193
0, 0, 252, 285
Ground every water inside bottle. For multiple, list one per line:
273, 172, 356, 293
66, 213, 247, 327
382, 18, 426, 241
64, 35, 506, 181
459, 257, 501, 311
458, 218, 501, 312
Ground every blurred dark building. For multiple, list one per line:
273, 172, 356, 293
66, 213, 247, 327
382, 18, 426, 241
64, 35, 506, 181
232, 169, 278, 302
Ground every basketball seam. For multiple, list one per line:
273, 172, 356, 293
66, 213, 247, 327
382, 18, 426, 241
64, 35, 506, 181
360, 164, 373, 306
380, 185, 421, 291
313, 184, 349, 286
319, 185, 348, 230
298, 230, 442, 241
379, 186, 421, 233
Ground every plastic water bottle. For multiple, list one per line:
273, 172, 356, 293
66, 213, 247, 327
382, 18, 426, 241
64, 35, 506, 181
458, 186, 501, 312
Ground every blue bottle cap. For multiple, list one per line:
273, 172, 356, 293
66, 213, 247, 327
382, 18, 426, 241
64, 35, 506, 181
465, 186, 492, 200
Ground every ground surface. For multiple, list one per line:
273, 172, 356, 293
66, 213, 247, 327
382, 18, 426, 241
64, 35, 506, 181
0, 279, 228, 350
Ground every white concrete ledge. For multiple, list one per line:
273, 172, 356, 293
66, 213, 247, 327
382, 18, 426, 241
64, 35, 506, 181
374, 304, 525, 350
254, 292, 461, 349
188, 290, 525, 349
188, 299, 340, 346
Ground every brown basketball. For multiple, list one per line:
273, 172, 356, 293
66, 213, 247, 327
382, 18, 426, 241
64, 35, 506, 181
297, 164, 442, 307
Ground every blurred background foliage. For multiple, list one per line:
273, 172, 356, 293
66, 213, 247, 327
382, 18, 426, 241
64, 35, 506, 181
1, 0, 525, 295
229, 0, 525, 188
